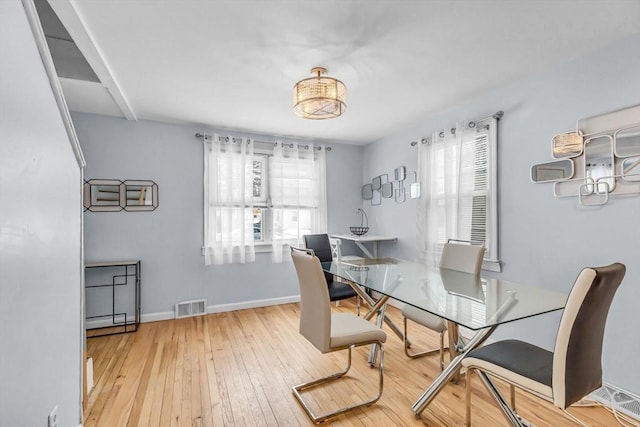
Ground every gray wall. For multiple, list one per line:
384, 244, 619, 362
74, 114, 364, 318
362, 33, 640, 394
1, 1, 83, 426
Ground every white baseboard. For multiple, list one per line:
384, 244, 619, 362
207, 295, 300, 314
87, 295, 302, 328
141, 311, 174, 323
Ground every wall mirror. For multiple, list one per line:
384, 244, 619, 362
123, 180, 158, 211
531, 159, 574, 182
579, 104, 640, 136
394, 166, 406, 181
533, 104, 639, 206
362, 184, 373, 200
381, 182, 393, 198
622, 156, 640, 182
614, 125, 640, 158
584, 135, 615, 193
372, 176, 382, 190
84, 179, 158, 212
83, 179, 123, 212
410, 183, 420, 198
409, 171, 420, 199
371, 188, 381, 205
552, 131, 583, 158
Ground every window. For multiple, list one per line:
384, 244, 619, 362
251, 152, 322, 247
203, 135, 327, 265
417, 117, 500, 271
252, 155, 268, 243
269, 143, 327, 262
203, 136, 255, 265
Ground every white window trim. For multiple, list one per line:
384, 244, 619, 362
483, 119, 500, 272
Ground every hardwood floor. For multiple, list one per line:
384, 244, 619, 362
85, 301, 621, 426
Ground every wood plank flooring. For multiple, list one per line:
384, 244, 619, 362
85, 301, 622, 426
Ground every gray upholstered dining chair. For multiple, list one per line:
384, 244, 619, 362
401, 240, 485, 370
303, 234, 359, 303
290, 246, 387, 423
462, 263, 626, 427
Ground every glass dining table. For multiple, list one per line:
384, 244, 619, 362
321, 257, 568, 416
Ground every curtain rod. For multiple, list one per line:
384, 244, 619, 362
410, 110, 503, 146
194, 133, 331, 151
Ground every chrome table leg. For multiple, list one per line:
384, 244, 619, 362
412, 325, 496, 416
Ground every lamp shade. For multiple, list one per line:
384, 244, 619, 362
293, 67, 346, 119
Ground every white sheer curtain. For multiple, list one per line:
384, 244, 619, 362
417, 122, 486, 268
269, 142, 327, 262
203, 134, 255, 265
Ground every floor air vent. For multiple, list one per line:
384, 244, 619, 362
590, 384, 640, 421
175, 299, 207, 319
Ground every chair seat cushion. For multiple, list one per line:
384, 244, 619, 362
330, 313, 387, 349
327, 279, 358, 301
462, 339, 553, 399
401, 304, 446, 333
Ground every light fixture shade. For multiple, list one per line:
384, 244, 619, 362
293, 67, 346, 119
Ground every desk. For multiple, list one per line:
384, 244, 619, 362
322, 258, 567, 416
330, 233, 397, 259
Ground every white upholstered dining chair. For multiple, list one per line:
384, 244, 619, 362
401, 240, 485, 370
290, 246, 387, 423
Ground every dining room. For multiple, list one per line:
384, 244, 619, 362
3, 1, 640, 426
77, 29, 640, 425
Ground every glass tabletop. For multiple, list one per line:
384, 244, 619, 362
321, 258, 568, 331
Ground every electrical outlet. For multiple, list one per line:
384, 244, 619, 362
48, 405, 58, 427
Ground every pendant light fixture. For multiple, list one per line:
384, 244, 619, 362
293, 67, 346, 120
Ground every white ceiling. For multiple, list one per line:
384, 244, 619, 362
47, 0, 640, 145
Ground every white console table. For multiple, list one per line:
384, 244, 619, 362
330, 234, 397, 259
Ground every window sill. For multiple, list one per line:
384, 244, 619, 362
200, 243, 276, 256
254, 243, 272, 253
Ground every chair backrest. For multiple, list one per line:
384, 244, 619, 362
439, 241, 485, 275
303, 234, 335, 284
290, 247, 332, 353
552, 262, 626, 408
303, 234, 333, 262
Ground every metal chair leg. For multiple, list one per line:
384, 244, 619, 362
403, 317, 447, 371
476, 371, 526, 426
510, 384, 516, 412
292, 343, 385, 423
439, 330, 445, 371
466, 368, 473, 426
